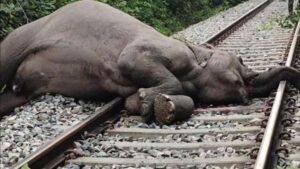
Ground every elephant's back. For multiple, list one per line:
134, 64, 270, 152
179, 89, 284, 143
0, 0, 164, 88
31, 0, 161, 53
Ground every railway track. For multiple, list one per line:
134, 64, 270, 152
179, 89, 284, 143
276, 26, 300, 169
3, 0, 300, 169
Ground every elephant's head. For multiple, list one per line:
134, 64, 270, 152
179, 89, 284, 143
188, 44, 258, 105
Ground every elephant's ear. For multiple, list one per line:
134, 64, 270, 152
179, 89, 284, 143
237, 56, 243, 63
186, 43, 213, 65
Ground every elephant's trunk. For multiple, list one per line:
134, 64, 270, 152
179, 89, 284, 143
248, 66, 300, 98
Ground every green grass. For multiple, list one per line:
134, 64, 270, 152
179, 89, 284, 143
278, 5, 300, 28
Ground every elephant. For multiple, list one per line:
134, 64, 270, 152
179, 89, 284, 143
1, 0, 300, 124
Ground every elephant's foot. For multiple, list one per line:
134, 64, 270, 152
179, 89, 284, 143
124, 93, 140, 115
154, 94, 194, 125
154, 94, 176, 125
138, 88, 155, 123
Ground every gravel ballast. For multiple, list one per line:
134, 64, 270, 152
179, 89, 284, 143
0, 94, 103, 168
172, 0, 266, 44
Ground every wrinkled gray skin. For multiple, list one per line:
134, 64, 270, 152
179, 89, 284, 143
1, 0, 300, 123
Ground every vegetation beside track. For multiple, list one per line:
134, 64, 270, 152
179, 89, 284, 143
278, 3, 300, 28
0, 0, 247, 41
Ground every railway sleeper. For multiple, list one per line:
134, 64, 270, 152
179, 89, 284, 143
66, 157, 255, 168
107, 126, 263, 137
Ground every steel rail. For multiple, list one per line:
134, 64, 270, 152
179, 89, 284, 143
11, 98, 123, 169
204, 0, 271, 45
254, 21, 300, 169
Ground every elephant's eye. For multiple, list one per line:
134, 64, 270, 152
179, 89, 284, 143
237, 56, 245, 66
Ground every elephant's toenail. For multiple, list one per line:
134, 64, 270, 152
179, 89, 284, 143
168, 101, 175, 112
161, 94, 171, 101
139, 91, 146, 99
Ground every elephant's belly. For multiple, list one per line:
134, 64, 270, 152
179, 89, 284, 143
14, 62, 135, 101
12, 43, 138, 100
16, 69, 138, 101
47, 76, 116, 100
13, 69, 116, 100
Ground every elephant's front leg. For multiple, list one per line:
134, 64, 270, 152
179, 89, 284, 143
136, 68, 183, 122
125, 92, 195, 124
118, 50, 184, 122
154, 94, 194, 125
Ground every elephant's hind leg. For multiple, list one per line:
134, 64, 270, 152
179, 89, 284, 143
0, 90, 29, 119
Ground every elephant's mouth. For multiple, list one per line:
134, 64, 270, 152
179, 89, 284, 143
241, 79, 258, 104
244, 78, 257, 99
